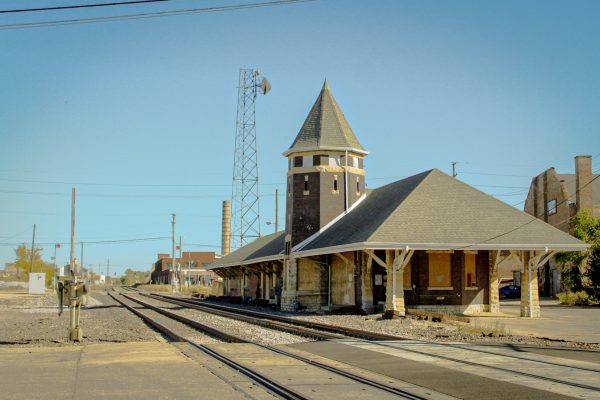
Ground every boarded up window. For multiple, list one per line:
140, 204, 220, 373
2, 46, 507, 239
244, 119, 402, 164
329, 156, 340, 167
303, 155, 313, 167
465, 253, 477, 287
403, 261, 411, 289
428, 253, 451, 287
294, 156, 302, 167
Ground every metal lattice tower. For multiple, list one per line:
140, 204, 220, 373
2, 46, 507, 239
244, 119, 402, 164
231, 68, 270, 250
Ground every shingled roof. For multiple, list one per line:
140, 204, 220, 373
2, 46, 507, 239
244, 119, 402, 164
283, 81, 367, 156
208, 231, 284, 269
295, 169, 588, 255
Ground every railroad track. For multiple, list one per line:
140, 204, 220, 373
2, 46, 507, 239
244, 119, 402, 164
109, 289, 433, 400
138, 290, 600, 395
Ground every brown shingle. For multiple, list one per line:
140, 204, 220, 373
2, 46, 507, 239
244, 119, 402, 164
286, 81, 366, 154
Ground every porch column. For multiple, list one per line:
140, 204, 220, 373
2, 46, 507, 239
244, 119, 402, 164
384, 250, 405, 318
281, 258, 298, 311
360, 252, 374, 312
489, 250, 500, 313
520, 251, 540, 318
264, 272, 270, 300
240, 270, 245, 298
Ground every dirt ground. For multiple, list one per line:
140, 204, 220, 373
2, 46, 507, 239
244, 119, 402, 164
0, 288, 160, 346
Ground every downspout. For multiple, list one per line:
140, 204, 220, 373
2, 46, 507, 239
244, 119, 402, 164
528, 252, 532, 319
328, 262, 332, 307
344, 150, 349, 211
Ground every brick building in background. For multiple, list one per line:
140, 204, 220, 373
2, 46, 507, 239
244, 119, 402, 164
524, 155, 599, 296
151, 252, 218, 286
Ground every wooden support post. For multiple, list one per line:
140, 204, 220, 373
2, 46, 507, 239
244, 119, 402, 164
367, 248, 414, 319
520, 250, 553, 318
488, 250, 501, 313
360, 252, 374, 312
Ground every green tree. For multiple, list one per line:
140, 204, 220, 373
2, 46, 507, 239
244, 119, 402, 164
13, 244, 54, 286
118, 268, 150, 286
557, 211, 600, 299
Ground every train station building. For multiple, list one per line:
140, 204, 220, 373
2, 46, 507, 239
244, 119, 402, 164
209, 81, 587, 318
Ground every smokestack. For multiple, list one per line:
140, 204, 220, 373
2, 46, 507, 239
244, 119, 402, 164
221, 200, 231, 257
575, 155, 593, 215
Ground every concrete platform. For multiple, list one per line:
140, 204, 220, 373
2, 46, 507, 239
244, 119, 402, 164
0, 342, 266, 400
470, 299, 600, 344
204, 343, 447, 400
289, 340, 585, 400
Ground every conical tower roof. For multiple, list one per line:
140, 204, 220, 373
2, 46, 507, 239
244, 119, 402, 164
284, 81, 367, 156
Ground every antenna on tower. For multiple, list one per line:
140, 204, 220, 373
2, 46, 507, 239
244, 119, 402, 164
231, 68, 270, 250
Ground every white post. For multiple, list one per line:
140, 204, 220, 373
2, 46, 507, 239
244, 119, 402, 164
528, 253, 533, 319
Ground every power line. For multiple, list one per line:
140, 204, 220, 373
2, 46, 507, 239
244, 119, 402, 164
0, 0, 177, 14
0, 189, 282, 199
0, 177, 282, 187
457, 167, 600, 249
460, 171, 531, 178
0, 0, 316, 30
0, 236, 169, 247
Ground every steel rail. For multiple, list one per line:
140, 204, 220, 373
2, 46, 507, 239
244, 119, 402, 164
149, 292, 400, 340
142, 292, 600, 391
142, 292, 343, 340
108, 292, 309, 400
149, 292, 600, 374
120, 290, 431, 400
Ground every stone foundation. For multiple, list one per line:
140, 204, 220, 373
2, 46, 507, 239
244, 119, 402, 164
410, 303, 487, 315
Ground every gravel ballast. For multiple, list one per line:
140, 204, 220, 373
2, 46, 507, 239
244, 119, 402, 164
192, 299, 600, 350
129, 293, 312, 345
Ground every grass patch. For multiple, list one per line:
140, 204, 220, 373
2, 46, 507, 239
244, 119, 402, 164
557, 291, 598, 306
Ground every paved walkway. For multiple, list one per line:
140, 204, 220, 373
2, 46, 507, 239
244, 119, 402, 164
470, 299, 600, 344
290, 340, 593, 400
0, 342, 269, 400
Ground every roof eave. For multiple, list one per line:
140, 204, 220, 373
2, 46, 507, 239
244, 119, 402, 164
282, 146, 369, 157
206, 254, 284, 270
293, 242, 590, 258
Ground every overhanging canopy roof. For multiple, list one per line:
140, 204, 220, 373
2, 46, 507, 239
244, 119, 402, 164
294, 169, 589, 257
207, 231, 284, 270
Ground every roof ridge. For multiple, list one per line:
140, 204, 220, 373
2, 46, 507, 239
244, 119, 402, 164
292, 193, 369, 253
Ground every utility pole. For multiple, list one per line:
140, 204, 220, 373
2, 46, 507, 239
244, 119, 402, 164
80, 242, 84, 277
275, 189, 279, 233
68, 187, 83, 341
179, 235, 183, 287
451, 161, 457, 178
107, 258, 110, 285
54, 244, 60, 275
171, 213, 178, 293
29, 224, 36, 272
70, 188, 76, 276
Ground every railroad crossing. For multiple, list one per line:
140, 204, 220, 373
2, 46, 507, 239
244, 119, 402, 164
3, 286, 599, 400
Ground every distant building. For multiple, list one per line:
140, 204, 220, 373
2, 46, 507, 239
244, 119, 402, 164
525, 155, 599, 231
94, 274, 106, 285
524, 155, 598, 296
151, 252, 218, 286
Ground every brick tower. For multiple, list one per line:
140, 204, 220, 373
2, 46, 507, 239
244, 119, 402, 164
283, 81, 368, 248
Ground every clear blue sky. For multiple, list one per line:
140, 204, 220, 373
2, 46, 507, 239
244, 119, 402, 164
1, 0, 599, 276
